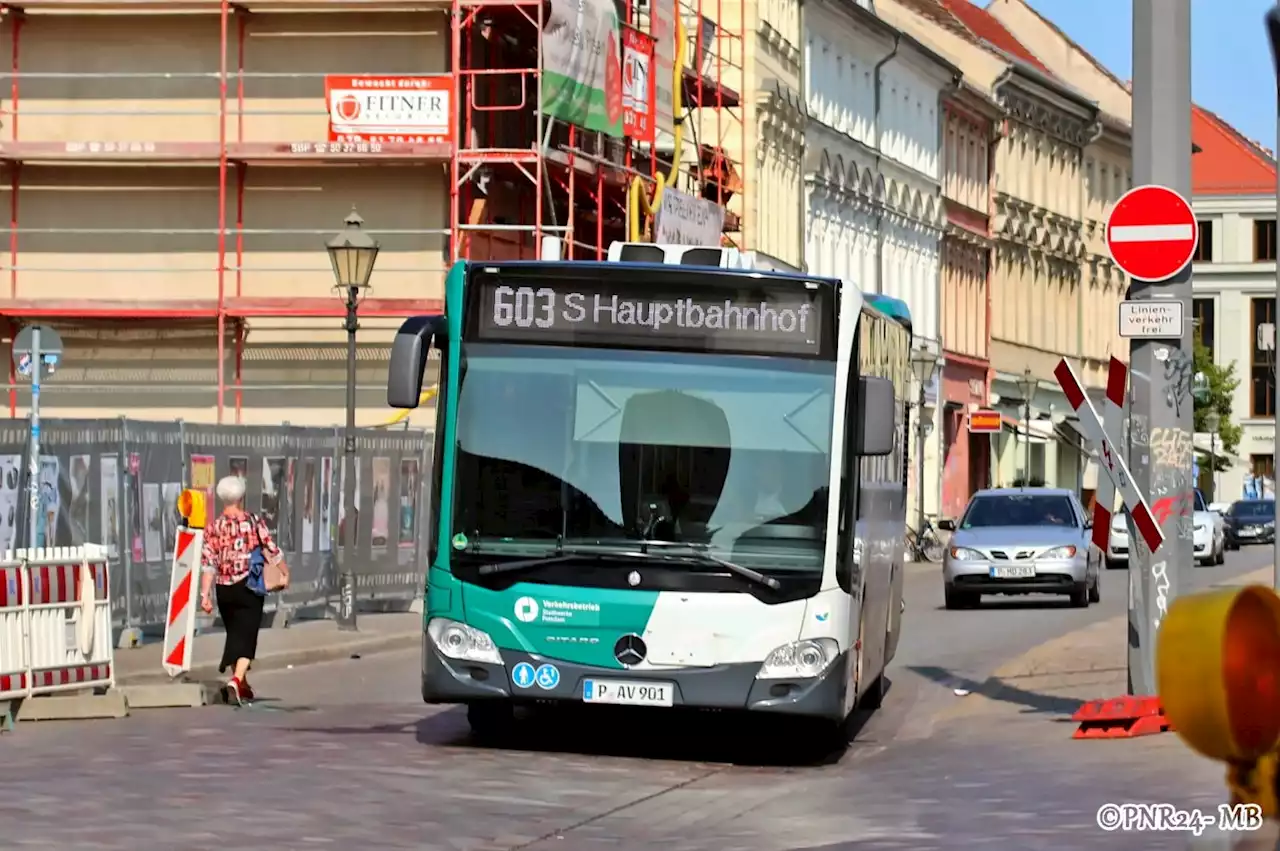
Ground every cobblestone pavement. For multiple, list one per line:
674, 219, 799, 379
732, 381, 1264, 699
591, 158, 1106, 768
1, 550, 1269, 850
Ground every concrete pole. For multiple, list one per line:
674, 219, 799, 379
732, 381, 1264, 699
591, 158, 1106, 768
1128, 0, 1194, 696
1267, 5, 1280, 591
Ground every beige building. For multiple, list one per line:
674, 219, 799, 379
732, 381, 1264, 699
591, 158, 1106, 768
731, 0, 806, 265
876, 0, 1114, 492
1, 5, 452, 427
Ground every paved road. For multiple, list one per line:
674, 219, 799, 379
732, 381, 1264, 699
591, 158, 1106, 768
2, 547, 1270, 850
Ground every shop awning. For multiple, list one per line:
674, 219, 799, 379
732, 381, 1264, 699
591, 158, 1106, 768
999, 415, 1055, 445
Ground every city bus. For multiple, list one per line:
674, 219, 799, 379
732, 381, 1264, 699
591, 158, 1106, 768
386, 248, 913, 744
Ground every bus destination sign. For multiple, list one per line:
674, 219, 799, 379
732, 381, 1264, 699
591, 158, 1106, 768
471, 276, 827, 356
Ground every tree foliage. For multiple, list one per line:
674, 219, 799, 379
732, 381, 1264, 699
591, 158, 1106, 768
1192, 339, 1241, 472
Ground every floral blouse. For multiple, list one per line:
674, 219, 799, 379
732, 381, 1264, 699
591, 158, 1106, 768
200, 512, 281, 586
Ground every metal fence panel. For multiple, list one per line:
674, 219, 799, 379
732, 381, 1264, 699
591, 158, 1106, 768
1, 417, 431, 633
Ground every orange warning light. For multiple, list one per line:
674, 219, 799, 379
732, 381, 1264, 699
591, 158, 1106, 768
1158, 585, 1280, 764
177, 489, 208, 530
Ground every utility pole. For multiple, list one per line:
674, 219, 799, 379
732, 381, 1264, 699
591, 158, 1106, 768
1266, 5, 1280, 591
1128, 0, 1194, 695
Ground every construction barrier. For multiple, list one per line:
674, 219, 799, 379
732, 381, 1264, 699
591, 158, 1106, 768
0, 546, 115, 703
162, 497, 204, 679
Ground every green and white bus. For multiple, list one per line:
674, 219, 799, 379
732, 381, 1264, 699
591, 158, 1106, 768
387, 246, 914, 742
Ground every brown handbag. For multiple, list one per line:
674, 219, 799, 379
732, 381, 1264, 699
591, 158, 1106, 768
265, 551, 290, 592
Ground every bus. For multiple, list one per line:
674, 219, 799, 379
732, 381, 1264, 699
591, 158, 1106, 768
387, 249, 913, 744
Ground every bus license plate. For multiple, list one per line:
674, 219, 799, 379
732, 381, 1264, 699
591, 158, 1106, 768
582, 679, 674, 707
990, 565, 1035, 579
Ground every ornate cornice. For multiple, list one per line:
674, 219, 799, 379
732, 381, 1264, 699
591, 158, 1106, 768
998, 86, 1097, 148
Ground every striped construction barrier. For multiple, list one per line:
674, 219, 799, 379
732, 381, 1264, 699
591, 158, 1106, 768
0, 546, 115, 703
1091, 356, 1128, 553
162, 526, 202, 679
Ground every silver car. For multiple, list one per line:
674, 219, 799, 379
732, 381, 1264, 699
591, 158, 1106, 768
938, 487, 1102, 610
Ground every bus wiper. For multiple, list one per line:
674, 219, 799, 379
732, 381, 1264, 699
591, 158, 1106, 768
637, 541, 782, 590
475, 539, 782, 590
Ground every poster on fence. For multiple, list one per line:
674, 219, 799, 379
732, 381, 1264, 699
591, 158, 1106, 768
400, 458, 419, 549
372, 456, 391, 552
302, 459, 316, 555
127, 453, 143, 562
190, 454, 216, 506
320, 456, 333, 553
37, 456, 60, 549
100, 454, 119, 558
142, 483, 162, 563
0, 455, 19, 553
68, 454, 91, 545
162, 482, 181, 560
261, 457, 284, 537
282, 459, 296, 552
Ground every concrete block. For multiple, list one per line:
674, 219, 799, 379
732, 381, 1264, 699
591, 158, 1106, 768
0, 699, 14, 732
115, 626, 144, 651
15, 689, 130, 721
121, 681, 216, 709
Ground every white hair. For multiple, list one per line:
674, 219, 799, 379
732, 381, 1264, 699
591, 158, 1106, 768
216, 475, 247, 505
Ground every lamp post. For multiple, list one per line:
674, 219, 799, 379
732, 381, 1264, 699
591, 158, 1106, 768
909, 347, 938, 541
1205, 409, 1221, 502
1017, 367, 1038, 486
326, 208, 380, 632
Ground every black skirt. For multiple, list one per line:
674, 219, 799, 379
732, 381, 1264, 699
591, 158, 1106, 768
215, 577, 265, 673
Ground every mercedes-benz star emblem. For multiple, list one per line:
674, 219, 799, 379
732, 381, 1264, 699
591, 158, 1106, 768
614, 634, 647, 667
626, 570, 642, 587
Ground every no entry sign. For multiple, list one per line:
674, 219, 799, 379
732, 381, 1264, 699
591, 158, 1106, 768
1105, 184, 1198, 282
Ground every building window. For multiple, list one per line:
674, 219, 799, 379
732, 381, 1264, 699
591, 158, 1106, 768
1194, 220, 1214, 263
1251, 297, 1277, 418
1193, 297, 1215, 357
1256, 219, 1278, 262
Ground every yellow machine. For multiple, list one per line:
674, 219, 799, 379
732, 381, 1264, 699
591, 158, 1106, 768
1158, 584, 1280, 813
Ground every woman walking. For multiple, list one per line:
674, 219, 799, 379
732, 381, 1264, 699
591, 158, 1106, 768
199, 475, 280, 705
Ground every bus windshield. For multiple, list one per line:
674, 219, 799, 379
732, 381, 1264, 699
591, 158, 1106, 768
452, 343, 836, 572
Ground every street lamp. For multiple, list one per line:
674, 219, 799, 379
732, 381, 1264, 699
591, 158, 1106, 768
1205, 409, 1221, 502
909, 346, 938, 542
1017, 367, 1038, 486
327, 208, 380, 632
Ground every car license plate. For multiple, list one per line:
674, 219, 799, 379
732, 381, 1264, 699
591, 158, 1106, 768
990, 565, 1036, 579
1240, 528, 1258, 537
582, 678, 674, 707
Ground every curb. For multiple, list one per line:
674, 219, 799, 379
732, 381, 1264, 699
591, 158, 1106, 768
116, 630, 420, 687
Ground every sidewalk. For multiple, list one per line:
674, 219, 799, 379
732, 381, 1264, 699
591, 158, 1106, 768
114, 611, 421, 686
937, 566, 1275, 725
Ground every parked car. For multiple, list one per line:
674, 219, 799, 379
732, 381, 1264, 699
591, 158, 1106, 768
1106, 489, 1224, 568
939, 487, 1101, 610
1224, 499, 1277, 549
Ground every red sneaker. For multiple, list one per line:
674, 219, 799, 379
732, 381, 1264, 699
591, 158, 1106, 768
239, 681, 255, 702
223, 677, 242, 706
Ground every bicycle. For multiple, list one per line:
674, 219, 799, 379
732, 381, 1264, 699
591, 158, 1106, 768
905, 516, 945, 563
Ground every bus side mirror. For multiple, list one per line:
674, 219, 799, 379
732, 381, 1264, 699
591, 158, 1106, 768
855, 376, 894, 456
388, 314, 444, 409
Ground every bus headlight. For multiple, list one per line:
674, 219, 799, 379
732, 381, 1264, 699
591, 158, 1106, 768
427, 618, 504, 666
755, 638, 839, 680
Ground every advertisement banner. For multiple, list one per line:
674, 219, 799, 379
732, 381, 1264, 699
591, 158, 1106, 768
649, 0, 676, 137
622, 26, 656, 144
325, 75, 454, 145
541, 0, 624, 136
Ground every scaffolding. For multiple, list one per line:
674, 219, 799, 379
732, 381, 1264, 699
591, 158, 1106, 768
0, 0, 745, 422
452, 0, 745, 262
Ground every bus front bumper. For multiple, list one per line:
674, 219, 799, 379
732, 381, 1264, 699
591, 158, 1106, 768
422, 637, 850, 720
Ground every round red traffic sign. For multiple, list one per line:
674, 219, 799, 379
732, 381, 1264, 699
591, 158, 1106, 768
1105, 184, 1198, 282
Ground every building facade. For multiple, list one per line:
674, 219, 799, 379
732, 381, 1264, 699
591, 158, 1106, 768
938, 83, 999, 518
1185, 108, 1278, 501
878, 0, 1104, 502
802, 0, 957, 525
990, 0, 1275, 505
